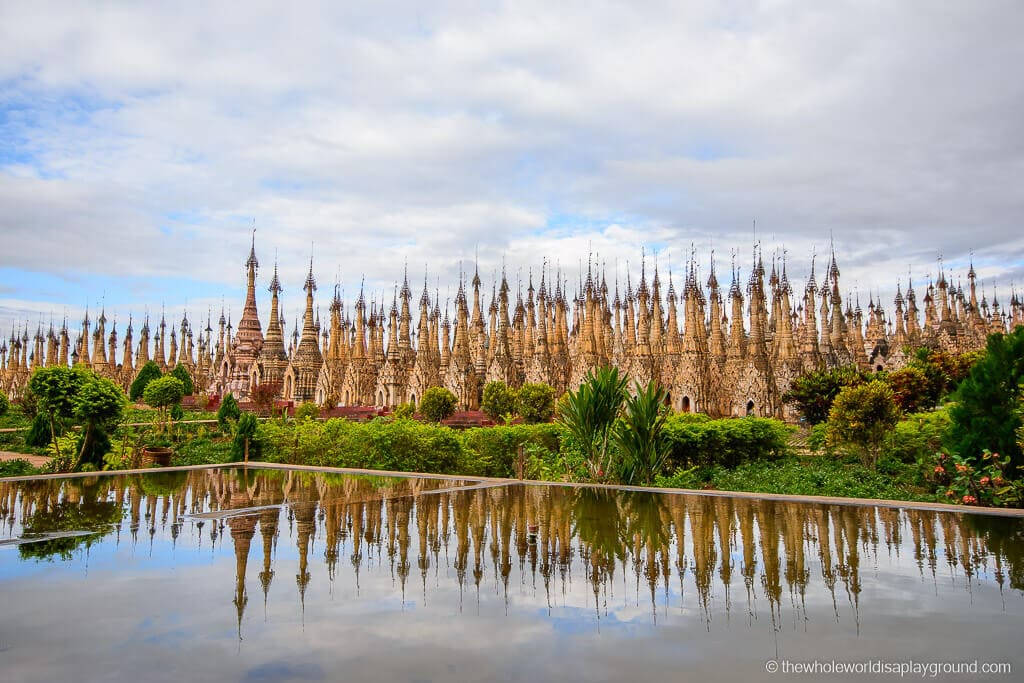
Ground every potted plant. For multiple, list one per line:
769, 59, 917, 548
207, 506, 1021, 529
141, 435, 174, 467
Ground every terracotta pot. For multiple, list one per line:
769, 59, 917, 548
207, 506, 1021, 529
141, 447, 173, 467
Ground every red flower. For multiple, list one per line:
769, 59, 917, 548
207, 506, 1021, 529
934, 466, 945, 474
980, 476, 991, 485
962, 495, 977, 505
955, 464, 969, 473
945, 489, 955, 498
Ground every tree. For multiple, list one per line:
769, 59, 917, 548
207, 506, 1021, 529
826, 380, 901, 467
517, 382, 556, 424
170, 402, 184, 421
129, 361, 162, 401
294, 401, 320, 420
0, 392, 8, 417
143, 376, 185, 433
782, 366, 868, 425
217, 393, 241, 428
557, 366, 628, 479
884, 366, 932, 414
482, 381, 517, 423
948, 326, 1024, 473
614, 381, 671, 485
72, 375, 126, 470
231, 412, 261, 462
28, 366, 85, 458
250, 382, 281, 416
170, 365, 195, 395
420, 387, 457, 423
25, 412, 53, 448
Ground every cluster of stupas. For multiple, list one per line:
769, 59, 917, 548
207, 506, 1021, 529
2, 236, 1020, 419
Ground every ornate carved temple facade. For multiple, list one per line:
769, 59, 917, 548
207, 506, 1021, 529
2, 240, 1021, 419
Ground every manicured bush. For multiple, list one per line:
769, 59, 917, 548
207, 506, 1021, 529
461, 423, 562, 477
73, 374, 126, 469
129, 361, 162, 401
420, 387, 457, 423
482, 381, 517, 424
517, 382, 556, 424
948, 326, 1024, 474
826, 380, 901, 467
143, 376, 185, 433
29, 366, 86, 457
294, 401, 320, 421
663, 414, 791, 471
217, 393, 241, 428
170, 364, 194, 395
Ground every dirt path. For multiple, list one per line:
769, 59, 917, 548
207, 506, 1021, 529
0, 451, 51, 467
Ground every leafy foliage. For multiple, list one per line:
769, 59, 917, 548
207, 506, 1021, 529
884, 366, 932, 413
663, 414, 791, 470
217, 393, 241, 428
922, 449, 1024, 507
948, 326, 1024, 474
251, 382, 282, 415
231, 412, 261, 461
0, 392, 8, 417
392, 402, 414, 419
294, 401, 320, 420
419, 387, 457, 423
0, 458, 37, 477
782, 366, 868, 424
73, 374, 126, 469
614, 381, 671, 485
25, 412, 55, 448
129, 361, 163, 401
881, 407, 951, 463
826, 380, 901, 467
169, 364, 195, 395
556, 366, 628, 479
516, 382, 556, 424
481, 381, 517, 423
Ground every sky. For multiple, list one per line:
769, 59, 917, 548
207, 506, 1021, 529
1, 1, 1023, 338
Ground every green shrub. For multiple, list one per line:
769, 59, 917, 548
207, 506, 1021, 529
393, 402, 414, 419
294, 401, 320, 421
882, 407, 951, 464
884, 366, 932, 414
231, 413, 261, 461
481, 381, 517, 423
948, 326, 1024, 474
826, 380, 901, 467
613, 381, 670, 485
129, 361, 162, 401
25, 412, 55, 448
420, 387, 457, 423
143, 376, 184, 433
557, 366, 628, 479
0, 458, 37, 477
217, 393, 241, 428
782, 366, 869, 425
663, 415, 791, 470
170, 365, 195, 395
0, 393, 8, 417
461, 423, 562, 477
517, 382, 556, 424
170, 402, 184, 421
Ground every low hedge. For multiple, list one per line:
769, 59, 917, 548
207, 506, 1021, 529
663, 414, 792, 470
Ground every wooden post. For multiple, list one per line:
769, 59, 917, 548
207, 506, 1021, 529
515, 445, 525, 480
244, 437, 249, 464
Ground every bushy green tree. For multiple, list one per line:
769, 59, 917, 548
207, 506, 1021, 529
826, 380, 901, 467
884, 366, 932, 413
73, 375, 126, 470
557, 366, 628, 479
393, 402, 415, 419
231, 412, 261, 461
28, 366, 86, 458
143, 376, 185, 433
517, 382, 556, 424
129, 361, 162, 401
782, 366, 868, 424
420, 387, 457, 423
614, 381, 671, 485
948, 327, 1024, 473
482, 381, 517, 423
217, 393, 241, 428
294, 401, 320, 420
170, 365, 195, 395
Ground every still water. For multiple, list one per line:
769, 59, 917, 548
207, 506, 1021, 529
1, 467, 1022, 682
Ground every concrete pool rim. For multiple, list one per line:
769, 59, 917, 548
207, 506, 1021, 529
3, 461, 1023, 518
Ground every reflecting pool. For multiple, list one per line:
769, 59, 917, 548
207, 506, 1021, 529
1, 467, 1022, 682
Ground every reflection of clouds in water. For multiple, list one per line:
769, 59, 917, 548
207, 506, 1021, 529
0, 468, 1022, 682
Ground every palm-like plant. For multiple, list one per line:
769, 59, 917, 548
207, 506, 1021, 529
614, 381, 671, 485
557, 366, 628, 479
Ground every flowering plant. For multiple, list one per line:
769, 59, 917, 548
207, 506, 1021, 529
923, 450, 1022, 507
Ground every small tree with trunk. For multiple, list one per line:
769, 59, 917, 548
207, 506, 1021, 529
28, 366, 85, 459
217, 393, 241, 429
73, 375, 126, 470
231, 412, 261, 462
826, 380, 901, 467
143, 376, 185, 434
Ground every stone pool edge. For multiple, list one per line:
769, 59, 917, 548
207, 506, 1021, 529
3, 461, 1023, 518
